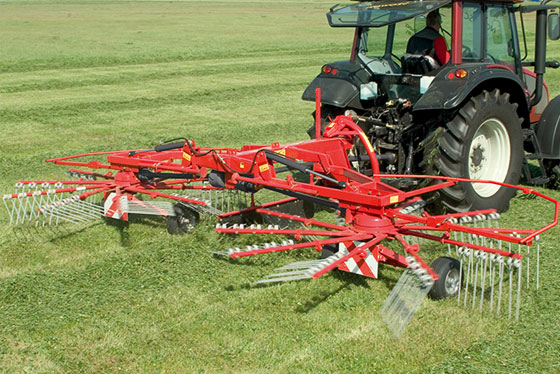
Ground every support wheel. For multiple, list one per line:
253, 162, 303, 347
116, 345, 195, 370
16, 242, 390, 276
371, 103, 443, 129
166, 204, 200, 235
320, 244, 338, 259
423, 89, 523, 213
428, 257, 461, 300
544, 159, 560, 189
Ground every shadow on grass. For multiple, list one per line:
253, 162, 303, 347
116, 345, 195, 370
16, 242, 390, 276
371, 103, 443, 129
8, 212, 168, 245
11, 221, 103, 243
104, 214, 167, 247
222, 268, 373, 312
294, 282, 352, 313
294, 272, 372, 313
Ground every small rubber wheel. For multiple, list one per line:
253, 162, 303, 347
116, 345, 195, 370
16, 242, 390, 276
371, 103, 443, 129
428, 256, 461, 300
320, 244, 338, 259
544, 159, 560, 189
303, 200, 315, 219
166, 203, 200, 235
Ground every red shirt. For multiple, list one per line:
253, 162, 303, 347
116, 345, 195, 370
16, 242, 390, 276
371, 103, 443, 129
434, 35, 450, 65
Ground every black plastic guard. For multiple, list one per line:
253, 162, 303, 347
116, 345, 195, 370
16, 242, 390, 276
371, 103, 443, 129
536, 95, 560, 159
413, 65, 527, 113
302, 76, 359, 108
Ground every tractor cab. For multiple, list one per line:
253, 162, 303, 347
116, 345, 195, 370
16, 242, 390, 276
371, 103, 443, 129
304, 0, 559, 112
303, 0, 560, 215
325, 0, 452, 104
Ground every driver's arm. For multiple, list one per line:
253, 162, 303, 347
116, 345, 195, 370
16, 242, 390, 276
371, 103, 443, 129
434, 36, 450, 65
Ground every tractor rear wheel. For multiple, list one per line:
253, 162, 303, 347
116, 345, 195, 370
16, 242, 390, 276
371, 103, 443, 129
423, 89, 523, 213
306, 105, 347, 139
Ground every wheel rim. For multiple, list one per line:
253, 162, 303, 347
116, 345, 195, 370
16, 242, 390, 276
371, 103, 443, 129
444, 268, 460, 296
175, 205, 199, 232
468, 118, 511, 197
179, 214, 195, 231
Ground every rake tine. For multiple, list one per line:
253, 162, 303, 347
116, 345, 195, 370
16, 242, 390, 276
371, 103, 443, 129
11, 183, 23, 224
2, 196, 12, 225
46, 188, 63, 226
508, 258, 514, 319
464, 248, 472, 307
472, 251, 480, 310
496, 256, 504, 315
380, 257, 434, 337
14, 185, 29, 225
62, 197, 103, 217
29, 188, 49, 222
254, 274, 313, 284
277, 259, 327, 270
536, 235, 540, 290
52, 197, 99, 223
489, 254, 495, 312
253, 249, 347, 285
449, 218, 458, 255
43, 201, 91, 224
262, 269, 312, 278
516, 259, 522, 321
479, 252, 488, 312
19, 184, 36, 223
456, 246, 464, 305
524, 239, 530, 289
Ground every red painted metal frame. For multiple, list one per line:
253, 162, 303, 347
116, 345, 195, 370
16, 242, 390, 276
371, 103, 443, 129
451, 0, 463, 65
14, 112, 558, 281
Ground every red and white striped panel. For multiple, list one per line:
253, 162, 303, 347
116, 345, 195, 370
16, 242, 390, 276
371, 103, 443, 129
103, 192, 129, 221
337, 242, 378, 279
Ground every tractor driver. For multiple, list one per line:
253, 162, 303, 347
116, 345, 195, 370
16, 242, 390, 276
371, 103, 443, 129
406, 10, 450, 66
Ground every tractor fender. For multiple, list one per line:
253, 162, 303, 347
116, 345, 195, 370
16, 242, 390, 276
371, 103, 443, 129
413, 65, 529, 117
302, 60, 371, 109
536, 95, 560, 159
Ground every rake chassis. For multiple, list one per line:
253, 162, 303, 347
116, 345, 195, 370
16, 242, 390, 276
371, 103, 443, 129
3, 92, 558, 336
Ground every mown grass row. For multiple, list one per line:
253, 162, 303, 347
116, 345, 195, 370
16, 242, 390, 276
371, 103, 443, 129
1, 1, 559, 373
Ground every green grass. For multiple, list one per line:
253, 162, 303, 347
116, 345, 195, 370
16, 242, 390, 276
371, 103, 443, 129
1, 1, 560, 373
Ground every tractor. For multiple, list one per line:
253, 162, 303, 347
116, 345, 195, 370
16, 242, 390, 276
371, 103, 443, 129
302, 0, 560, 213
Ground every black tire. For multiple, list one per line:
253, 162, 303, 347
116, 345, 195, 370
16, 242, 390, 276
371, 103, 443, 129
320, 244, 338, 259
428, 256, 461, 300
166, 203, 200, 235
423, 89, 523, 213
306, 105, 346, 139
544, 159, 560, 189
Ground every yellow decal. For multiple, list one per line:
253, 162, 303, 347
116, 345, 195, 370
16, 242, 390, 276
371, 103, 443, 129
368, 1, 408, 9
182, 152, 191, 161
390, 195, 399, 204
277, 149, 286, 156
259, 163, 270, 172
239, 162, 245, 169
364, 137, 375, 153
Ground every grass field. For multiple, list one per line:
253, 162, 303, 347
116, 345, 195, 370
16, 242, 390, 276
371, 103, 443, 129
1, 1, 559, 373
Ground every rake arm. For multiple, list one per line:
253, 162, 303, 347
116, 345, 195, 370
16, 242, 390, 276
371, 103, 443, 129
3, 114, 558, 337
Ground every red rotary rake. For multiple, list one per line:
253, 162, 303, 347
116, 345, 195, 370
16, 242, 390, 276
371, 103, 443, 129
3, 96, 558, 336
